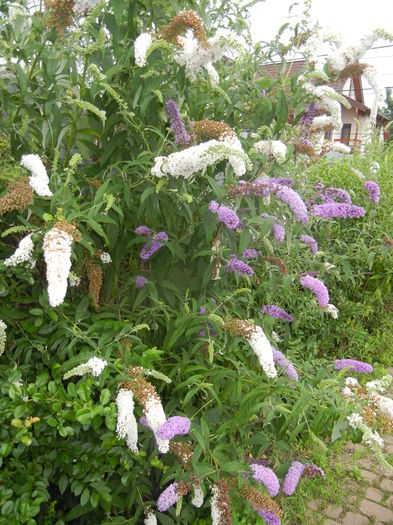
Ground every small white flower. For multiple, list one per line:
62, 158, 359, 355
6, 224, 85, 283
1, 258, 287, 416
100, 252, 112, 264
4, 234, 34, 267
68, 272, 81, 287
116, 389, 138, 454
20, 154, 52, 197
362, 427, 384, 449
374, 394, 393, 421
134, 33, 153, 67
347, 413, 363, 430
345, 377, 359, 388
342, 386, 354, 397
210, 484, 222, 525
271, 331, 282, 343
254, 140, 287, 164
366, 375, 392, 395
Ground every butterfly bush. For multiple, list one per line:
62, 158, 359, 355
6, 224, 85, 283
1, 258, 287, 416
300, 234, 318, 254
274, 186, 309, 223
209, 201, 240, 229
191, 482, 204, 508
254, 140, 287, 164
4, 233, 35, 267
63, 356, 107, 379
272, 348, 298, 381
136, 276, 148, 288
225, 255, 253, 276
157, 483, 180, 512
250, 464, 280, 497
261, 305, 293, 322
134, 33, 153, 67
144, 511, 157, 525
282, 461, 304, 495
156, 416, 191, 439
300, 275, 329, 307
0, 320, 6, 356
335, 359, 373, 373
43, 226, 74, 307
166, 99, 191, 145
247, 325, 277, 378
20, 154, 52, 197
311, 202, 365, 219
115, 389, 139, 454
364, 181, 380, 202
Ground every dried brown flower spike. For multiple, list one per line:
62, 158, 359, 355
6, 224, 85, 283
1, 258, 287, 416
161, 11, 207, 47
0, 176, 34, 215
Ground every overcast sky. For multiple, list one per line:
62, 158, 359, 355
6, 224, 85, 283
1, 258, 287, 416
248, 0, 393, 106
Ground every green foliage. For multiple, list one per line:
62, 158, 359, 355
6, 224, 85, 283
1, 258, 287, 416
0, 1, 392, 524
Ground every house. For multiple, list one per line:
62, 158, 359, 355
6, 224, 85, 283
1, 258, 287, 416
258, 59, 390, 150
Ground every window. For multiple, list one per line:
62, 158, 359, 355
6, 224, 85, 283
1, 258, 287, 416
341, 124, 351, 143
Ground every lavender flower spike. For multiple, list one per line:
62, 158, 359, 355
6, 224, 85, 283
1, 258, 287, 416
261, 305, 293, 322
166, 100, 191, 145
225, 255, 253, 276
140, 232, 168, 260
311, 203, 365, 219
364, 181, 380, 203
300, 275, 329, 307
334, 359, 373, 374
135, 225, 153, 236
257, 510, 281, 525
157, 416, 191, 439
275, 186, 309, 223
272, 348, 298, 381
300, 234, 318, 254
282, 461, 304, 495
157, 483, 180, 512
272, 223, 285, 243
242, 248, 258, 259
250, 464, 280, 497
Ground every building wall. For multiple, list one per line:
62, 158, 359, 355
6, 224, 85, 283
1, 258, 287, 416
330, 107, 370, 145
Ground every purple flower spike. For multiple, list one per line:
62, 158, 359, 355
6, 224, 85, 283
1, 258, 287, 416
135, 225, 153, 236
282, 461, 304, 495
334, 359, 373, 374
257, 509, 281, 525
157, 416, 191, 439
166, 100, 191, 145
322, 187, 352, 204
250, 464, 280, 497
275, 186, 309, 223
300, 275, 329, 307
157, 482, 180, 512
242, 248, 258, 259
217, 205, 240, 229
200, 306, 206, 314
364, 181, 380, 203
209, 200, 220, 213
300, 234, 318, 254
140, 232, 168, 260
261, 305, 293, 322
272, 223, 285, 243
272, 348, 298, 381
311, 203, 365, 219
225, 255, 253, 276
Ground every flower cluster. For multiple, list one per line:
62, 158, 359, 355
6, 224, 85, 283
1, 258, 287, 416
136, 227, 168, 260
250, 464, 280, 497
156, 416, 191, 439
209, 201, 240, 229
136, 275, 148, 288
134, 33, 153, 67
166, 99, 191, 145
157, 483, 180, 512
272, 348, 298, 381
311, 202, 365, 219
20, 154, 52, 197
191, 482, 204, 508
274, 186, 309, 223
152, 133, 250, 179
364, 181, 380, 203
300, 275, 329, 307
242, 248, 258, 259
261, 305, 293, 322
272, 223, 285, 243
0, 320, 6, 356
254, 140, 287, 164
63, 356, 107, 379
282, 461, 304, 496
335, 359, 373, 374
211, 481, 232, 525
115, 389, 139, 454
4, 234, 35, 267
100, 252, 111, 264
43, 225, 74, 307
144, 511, 157, 525
0, 176, 34, 216
300, 234, 318, 254
225, 255, 253, 277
